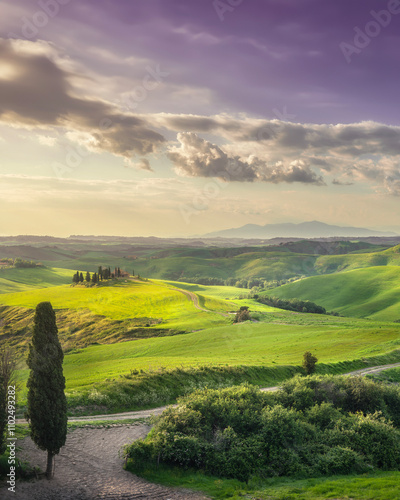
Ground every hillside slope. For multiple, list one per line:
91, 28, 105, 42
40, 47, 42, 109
0, 279, 233, 333
269, 266, 400, 321
0, 266, 72, 294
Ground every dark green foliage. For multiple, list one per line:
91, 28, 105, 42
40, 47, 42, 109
233, 306, 251, 323
303, 351, 318, 375
26, 302, 67, 465
0, 348, 17, 453
257, 295, 331, 315
13, 258, 38, 269
125, 377, 400, 483
85, 271, 91, 282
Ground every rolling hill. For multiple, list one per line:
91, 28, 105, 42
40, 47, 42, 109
268, 265, 400, 321
0, 266, 73, 294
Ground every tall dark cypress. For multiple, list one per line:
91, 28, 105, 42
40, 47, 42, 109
26, 302, 67, 479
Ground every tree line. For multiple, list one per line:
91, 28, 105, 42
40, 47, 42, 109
255, 295, 339, 316
175, 275, 300, 289
0, 258, 41, 269
72, 266, 130, 284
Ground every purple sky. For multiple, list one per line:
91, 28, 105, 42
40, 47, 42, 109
1, 0, 400, 235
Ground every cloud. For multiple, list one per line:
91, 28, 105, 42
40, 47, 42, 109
37, 135, 57, 147
156, 113, 400, 157
167, 132, 324, 185
332, 179, 354, 186
124, 158, 153, 172
155, 113, 400, 194
0, 38, 165, 158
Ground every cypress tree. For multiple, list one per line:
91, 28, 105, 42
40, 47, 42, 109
26, 302, 67, 479
79, 272, 84, 283
85, 271, 91, 283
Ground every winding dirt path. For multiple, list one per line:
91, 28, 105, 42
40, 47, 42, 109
173, 288, 230, 318
1, 423, 208, 500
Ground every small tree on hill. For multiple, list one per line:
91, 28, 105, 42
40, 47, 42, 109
26, 302, 67, 479
303, 351, 318, 375
85, 271, 91, 283
91, 272, 98, 283
233, 306, 251, 323
79, 272, 84, 283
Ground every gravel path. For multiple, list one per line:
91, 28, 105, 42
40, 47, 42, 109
1, 423, 208, 500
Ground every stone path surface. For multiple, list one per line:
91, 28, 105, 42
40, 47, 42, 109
1, 424, 208, 500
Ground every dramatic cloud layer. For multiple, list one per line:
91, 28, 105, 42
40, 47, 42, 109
0, 38, 165, 157
1, 0, 400, 242
168, 132, 324, 185
157, 114, 400, 194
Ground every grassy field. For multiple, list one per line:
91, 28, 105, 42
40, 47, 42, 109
3, 246, 400, 499
0, 279, 234, 331
132, 466, 400, 500
0, 266, 72, 294
2, 268, 400, 411
314, 244, 400, 274
12, 313, 400, 394
267, 265, 400, 321
368, 366, 400, 384
159, 280, 246, 300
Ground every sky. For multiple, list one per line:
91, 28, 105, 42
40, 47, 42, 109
1, 0, 400, 237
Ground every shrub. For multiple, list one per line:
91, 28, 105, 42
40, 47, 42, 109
124, 379, 400, 483
233, 306, 251, 323
303, 351, 318, 375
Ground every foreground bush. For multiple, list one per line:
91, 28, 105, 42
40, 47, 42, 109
125, 377, 400, 483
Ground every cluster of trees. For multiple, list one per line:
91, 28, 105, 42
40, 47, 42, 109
176, 275, 300, 290
11, 258, 40, 269
72, 266, 128, 284
125, 377, 400, 483
255, 295, 338, 316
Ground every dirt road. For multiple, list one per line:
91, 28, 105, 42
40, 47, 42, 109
1, 423, 208, 500
174, 288, 230, 318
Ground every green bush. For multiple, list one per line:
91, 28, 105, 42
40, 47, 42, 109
125, 378, 400, 483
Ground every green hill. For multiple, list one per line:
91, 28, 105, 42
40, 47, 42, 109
0, 279, 234, 334
268, 266, 400, 321
0, 266, 73, 294
314, 244, 400, 274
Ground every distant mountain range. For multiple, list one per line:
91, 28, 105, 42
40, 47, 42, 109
204, 221, 398, 239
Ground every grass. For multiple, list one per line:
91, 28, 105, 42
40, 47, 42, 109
11, 311, 400, 412
126, 464, 400, 500
367, 366, 400, 384
159, 280, 248, 300
0, 266, 72, 294
268, 265, 400, 321
39, 318, 400, 390
0, 279, 232, 331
